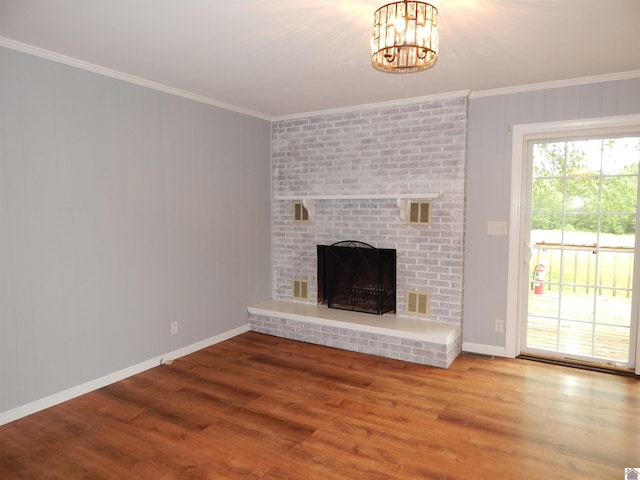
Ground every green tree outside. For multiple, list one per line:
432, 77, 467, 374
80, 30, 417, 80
532, 138, 639, 236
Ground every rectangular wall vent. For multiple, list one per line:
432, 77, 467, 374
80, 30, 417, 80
406, 291, 430, 316
408, 201, 431, 225
292, 279, 309, 300
293, 201, 310, 222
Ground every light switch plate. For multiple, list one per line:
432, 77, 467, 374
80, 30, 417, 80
487, 221, 508, 236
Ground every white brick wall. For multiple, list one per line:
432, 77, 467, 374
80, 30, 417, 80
272, 96, 467, 326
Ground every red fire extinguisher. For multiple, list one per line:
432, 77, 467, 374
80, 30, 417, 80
533, 264, 546, 295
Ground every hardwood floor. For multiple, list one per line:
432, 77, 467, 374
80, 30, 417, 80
1, 331, 639, 479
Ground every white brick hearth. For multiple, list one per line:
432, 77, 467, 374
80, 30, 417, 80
250, 94, 468, 368
248, 300, 461, 368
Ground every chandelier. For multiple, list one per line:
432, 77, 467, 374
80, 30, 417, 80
371, 1, 439, 73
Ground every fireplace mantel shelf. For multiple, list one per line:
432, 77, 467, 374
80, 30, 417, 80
275, 193, 442, 221
274, 193, 442, 201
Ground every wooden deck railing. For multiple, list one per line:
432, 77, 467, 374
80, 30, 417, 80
531, 243, 634, 298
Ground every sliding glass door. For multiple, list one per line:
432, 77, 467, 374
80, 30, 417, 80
521, 135, 640, 370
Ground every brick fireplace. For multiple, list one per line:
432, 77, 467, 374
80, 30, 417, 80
249, 93, 467, 368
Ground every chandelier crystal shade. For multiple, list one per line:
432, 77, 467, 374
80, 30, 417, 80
371, 1, 439, 73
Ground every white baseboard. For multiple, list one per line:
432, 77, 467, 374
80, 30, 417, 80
0, 324, 250, 427
462, 342, 509, 358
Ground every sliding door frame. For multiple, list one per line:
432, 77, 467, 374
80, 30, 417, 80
505, 114, 640, 374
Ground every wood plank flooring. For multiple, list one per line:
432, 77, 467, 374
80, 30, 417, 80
1, 331, 639, 479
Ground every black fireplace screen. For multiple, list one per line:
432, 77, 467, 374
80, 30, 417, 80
317, 241, 396, 315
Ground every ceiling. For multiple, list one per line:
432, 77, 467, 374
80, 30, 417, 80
1, 0, 639, 119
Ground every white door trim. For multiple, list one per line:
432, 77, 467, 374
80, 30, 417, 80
506, 114, 640, 370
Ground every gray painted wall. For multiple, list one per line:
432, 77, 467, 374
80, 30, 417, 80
2, 44, 638, 418
0, 47, 272, 414
464, 77, 640, 350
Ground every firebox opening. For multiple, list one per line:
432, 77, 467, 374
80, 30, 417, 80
317, 241, 396, 315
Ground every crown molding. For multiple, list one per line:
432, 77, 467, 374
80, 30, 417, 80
3, 36, 639, 122
470, 70, 640, 99
0, 37, 272, 121
273, 90, 471, 122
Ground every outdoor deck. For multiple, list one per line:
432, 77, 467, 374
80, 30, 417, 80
527, 290, 632, 366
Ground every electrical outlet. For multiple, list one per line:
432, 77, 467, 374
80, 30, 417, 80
171, 321, 178, 335
495, 319, 504, 333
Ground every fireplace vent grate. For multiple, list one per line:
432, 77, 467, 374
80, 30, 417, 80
293, 202, 310, 222
407, 201, 431, 225
292, 279, 309, 300
406, 291, 430, 315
